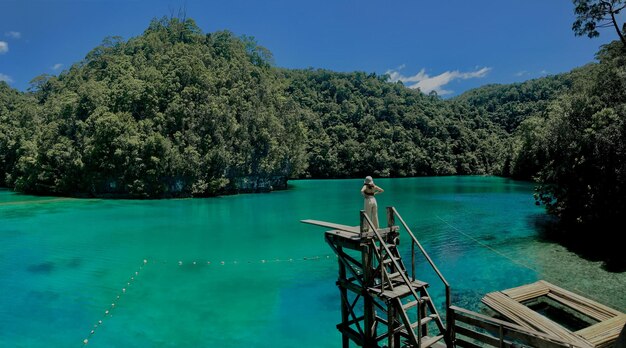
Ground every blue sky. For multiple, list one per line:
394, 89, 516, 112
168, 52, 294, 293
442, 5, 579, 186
0, 0, 618, 96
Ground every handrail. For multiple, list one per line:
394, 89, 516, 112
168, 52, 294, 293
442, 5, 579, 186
450, 306, 575, 347
361, 211, 424, 347
390, 207, 451, 342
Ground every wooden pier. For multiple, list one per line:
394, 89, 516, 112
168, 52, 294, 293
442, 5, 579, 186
303, 207, 449, 348
482, 281, 626, 348
303, 207, 626, 348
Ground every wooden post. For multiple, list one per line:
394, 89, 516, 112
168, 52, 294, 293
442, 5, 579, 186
387, 300, 396, 348
362, 242, 376, 347
360, 210, 367, 237
338, 246, 350, 348
421, 300, 429, 338
386, 206, 395, 229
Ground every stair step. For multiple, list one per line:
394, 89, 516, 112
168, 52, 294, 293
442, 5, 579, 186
382, 257, 400, 264
420, 334, 444, 348
370, 280, 429, 299
387, 272, 403, 279
408, 315, 435, 329
402, 297, 430, 310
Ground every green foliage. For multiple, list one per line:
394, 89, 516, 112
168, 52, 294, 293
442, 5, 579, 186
283, 69, 508, 178
572, 0, 626, 46
1, 18, 307, 197
0, 17, 512, 197
455, 74, 576, 133
534, 43, 626, 265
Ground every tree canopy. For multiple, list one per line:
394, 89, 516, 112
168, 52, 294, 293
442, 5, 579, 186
573, 0, 626, 47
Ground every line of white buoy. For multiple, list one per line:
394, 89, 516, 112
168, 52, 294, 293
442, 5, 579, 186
151, 254, 338, 267
81, 254, 336, 345
83, 259, 148, 346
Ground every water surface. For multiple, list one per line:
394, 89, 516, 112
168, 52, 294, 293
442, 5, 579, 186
1, 177, 624, 347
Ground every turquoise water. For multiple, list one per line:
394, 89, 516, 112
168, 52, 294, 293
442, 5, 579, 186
1, 177, 624, 347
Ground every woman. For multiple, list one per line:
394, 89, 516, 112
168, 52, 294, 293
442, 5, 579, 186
361, 176, 384, 230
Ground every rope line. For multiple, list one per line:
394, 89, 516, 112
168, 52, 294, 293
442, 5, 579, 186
82, 259, 147, 346
81, 254, 336, 345
435, 215, 542, 275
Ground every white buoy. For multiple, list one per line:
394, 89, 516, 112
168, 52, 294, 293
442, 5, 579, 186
178, 261, 183, 266
143, 259, 147, 264
105, 310, 109, 315
220, 261, 225, 265
83, 338, 89, 344
193, 261, 196, 265
207, 261, 211, 264
122, 288, 126, 293
98, 320, 102, 324
135, 271, 138, 275
111, 303, 115, 307
90, 330, 95, 334
261, 260, 266, 263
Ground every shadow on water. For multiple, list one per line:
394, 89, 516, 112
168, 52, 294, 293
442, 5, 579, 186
528, 214, 626, 273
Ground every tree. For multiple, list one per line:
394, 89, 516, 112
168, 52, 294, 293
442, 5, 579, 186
573, 0, 626, 47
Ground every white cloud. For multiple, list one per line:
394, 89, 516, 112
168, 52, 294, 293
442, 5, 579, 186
5, 31, 21, 39
0, 41, 8, 54
0, 73, 13, 83
386, 66, 491, 95
52, 63, 63, 71
515, 71, 528, 77
539, 70, 549, 75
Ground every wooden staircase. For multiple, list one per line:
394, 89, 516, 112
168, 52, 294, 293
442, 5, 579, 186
369, 221, 446, 348
302, 206, 451, 348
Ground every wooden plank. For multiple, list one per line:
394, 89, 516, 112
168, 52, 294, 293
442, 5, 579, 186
455, 325, 502, 347
301, 219, 361, 233
370, 280, 429, 299
576, 314, 626, 347
481, 292, 592, 347
455, 337, 488, 348
541, 281, 622, 320
452, 306, 574, 348
503, 281, 550, 302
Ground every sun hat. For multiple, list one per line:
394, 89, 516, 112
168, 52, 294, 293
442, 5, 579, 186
364, 176, 373, 185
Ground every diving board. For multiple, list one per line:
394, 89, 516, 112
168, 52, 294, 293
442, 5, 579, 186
300, 219, 361, 234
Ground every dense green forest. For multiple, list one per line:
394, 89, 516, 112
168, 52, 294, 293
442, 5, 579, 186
0, 17, 508, 198
458, 42, 625, 269
0, 17, 624, 267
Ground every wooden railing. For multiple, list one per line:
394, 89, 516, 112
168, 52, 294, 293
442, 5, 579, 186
450, 306, 576, 348
389, 207, 452, 343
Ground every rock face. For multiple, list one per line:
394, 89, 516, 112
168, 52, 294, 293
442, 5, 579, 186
231, 175, 288, 193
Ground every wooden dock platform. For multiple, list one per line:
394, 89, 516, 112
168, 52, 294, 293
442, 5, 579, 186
482, 280, 626, 348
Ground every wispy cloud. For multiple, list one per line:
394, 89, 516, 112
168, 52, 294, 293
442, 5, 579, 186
5, 31, 21, 39
386, 66, 491, 95
515, 71, 528, 77
539, 70, 549, 75
52, 63, 63, 71
0, 41, 8, 54
0, 73, 13, 83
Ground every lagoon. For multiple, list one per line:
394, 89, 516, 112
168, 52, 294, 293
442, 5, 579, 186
1, 177, 624, 347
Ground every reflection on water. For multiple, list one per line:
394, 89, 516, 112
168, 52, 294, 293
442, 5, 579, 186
0, 178, 624, 347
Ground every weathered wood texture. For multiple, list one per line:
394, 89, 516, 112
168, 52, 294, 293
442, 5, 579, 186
482, 280, 625, 348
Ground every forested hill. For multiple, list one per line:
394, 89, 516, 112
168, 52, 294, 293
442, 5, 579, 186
458, 43, 625, 269
455, 73, 576, 133
0, 17, 508, 198
1, 17, 624, 266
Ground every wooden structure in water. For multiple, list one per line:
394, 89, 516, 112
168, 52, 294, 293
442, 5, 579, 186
302, 206, 626, 348
482, 281, 626, 348
303, 207, 449, 348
